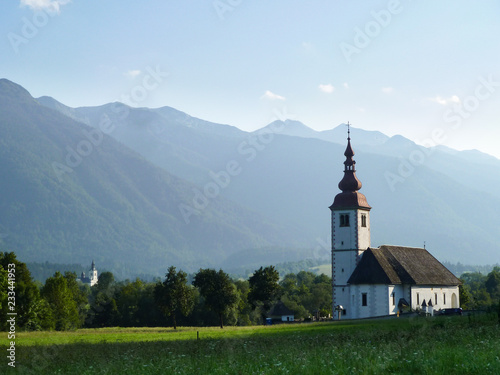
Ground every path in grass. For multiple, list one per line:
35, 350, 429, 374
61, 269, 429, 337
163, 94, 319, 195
3, 315, 500, 374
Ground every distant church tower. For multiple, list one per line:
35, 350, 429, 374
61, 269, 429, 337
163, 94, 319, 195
79, 260, 98, 287
89, 260, 98, 286
330, 125, 371, 319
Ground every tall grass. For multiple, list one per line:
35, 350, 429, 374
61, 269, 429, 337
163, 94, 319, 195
3, 314, 500, 374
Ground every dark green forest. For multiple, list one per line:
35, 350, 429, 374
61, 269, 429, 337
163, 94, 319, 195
1, 251, 499, 332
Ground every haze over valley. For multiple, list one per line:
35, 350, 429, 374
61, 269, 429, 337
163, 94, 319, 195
1, 78, 499, 278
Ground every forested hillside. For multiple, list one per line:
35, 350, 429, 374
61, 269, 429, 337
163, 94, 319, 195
0, 79, 303, 277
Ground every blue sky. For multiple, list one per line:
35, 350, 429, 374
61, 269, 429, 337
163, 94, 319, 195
2, 0, 500, 158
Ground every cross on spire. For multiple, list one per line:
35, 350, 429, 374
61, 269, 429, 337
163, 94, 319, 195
347, 121, 351, 140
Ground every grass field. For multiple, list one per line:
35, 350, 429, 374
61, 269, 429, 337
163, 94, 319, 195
2, 313, 500, 374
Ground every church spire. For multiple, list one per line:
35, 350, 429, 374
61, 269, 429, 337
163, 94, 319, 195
338, 123, 362, 193
330, 122, 371, 210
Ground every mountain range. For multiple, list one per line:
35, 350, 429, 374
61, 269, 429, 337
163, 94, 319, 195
1, 78, 499, 277
0, 79, 304, 277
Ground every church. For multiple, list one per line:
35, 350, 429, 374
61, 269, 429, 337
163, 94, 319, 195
330, 127, 461, 319
79, 260, 99, 287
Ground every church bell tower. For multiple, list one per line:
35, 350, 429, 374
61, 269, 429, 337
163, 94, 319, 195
330, 124, 371, 319
89, 260, 98, 287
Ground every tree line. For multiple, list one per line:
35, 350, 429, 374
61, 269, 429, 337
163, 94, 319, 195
2, 252, 499, 332
459, 267, 500, 310
0, 252, 332, 331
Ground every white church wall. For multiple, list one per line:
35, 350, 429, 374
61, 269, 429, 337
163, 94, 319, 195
333, 251, 358, 285
351, 284, 389, 319
356, 210, 370, 250
334, 285, 351, 319
333, 210, 358, 251
410, 285, 460, 311
350, 285, 360, 319
349, 284, 461, 319
388, 285, 408, 315
332, 210, 370, 252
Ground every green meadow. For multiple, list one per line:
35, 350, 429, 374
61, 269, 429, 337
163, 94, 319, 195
3, 314, 500, 374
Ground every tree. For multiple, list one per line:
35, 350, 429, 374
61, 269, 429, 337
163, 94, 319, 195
485, 268, 500, 301
115, 278, 145, 327
248, 266, 281, 322
64, 271, 90, 326
498, 298, 500, 325
302, 276, 332, 318
277, 271, 332, 319
94, 271, 114, 292
42, 272, 81, 330
458, 279, 473, 310
193, 269, 238, 329
234, 279, 260, 326
474, 288, 492, 310
296, 271, 315, 289
87, 271, 118, 327
0, 267, 7, 321
280, 273, 299, 295
29, 298, 55, 331
0, 252, 42, 330
460, 272, 486, 294
280, 294, 309, 320
154, 266, 194, 329
134, 282, 164, 327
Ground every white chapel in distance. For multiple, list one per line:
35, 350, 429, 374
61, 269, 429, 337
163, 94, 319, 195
79, 260, 98, 287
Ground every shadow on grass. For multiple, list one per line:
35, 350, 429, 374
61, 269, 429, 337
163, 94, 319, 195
3, 314, 499, 375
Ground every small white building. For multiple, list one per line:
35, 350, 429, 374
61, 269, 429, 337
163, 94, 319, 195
79, 260, 98, 287
330, 127, 461, 319
269, 301, 295, 322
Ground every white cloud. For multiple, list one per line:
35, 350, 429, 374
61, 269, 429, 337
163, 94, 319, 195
124, 70, 142, 79
318, 84, 335, 94
261, 90, 286, 101
381, 87, 394, 94
429, 95, 461, 105
20, 0, 70, 13
343, 82, 349, 89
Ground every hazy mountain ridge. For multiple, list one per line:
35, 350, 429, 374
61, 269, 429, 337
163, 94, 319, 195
257, 119, 390, 147
0, 79, 305, 277
40, 98, 500, 264
2, 78, 499, 272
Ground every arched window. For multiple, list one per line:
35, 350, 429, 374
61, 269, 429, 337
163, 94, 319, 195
340, 214, 350, 227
